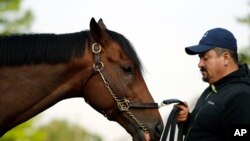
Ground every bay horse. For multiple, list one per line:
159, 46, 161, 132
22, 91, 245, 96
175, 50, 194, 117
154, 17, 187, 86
0, 18, 163, 141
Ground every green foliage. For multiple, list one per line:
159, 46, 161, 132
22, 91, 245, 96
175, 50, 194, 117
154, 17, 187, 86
0, 119, 102, 141
237, 1, 250, 26
0, 119, 47, 141
238, 1, 250, 64
239, 48, 250, 64
0, 0, 33, 35
39, 120, 102, 141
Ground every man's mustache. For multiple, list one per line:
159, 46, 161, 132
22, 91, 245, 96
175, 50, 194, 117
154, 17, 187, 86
200, 67, 207, 72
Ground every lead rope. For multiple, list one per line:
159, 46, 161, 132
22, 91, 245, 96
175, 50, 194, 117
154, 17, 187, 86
160, 99, 184, 141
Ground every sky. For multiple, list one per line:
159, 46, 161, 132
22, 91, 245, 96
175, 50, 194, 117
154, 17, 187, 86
22, 0, 250, 141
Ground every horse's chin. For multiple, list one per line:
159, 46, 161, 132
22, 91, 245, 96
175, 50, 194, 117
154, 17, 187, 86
131, 130, 151, 141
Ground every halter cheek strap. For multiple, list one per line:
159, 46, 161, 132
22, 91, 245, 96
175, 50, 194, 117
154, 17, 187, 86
99, 70, 159, 120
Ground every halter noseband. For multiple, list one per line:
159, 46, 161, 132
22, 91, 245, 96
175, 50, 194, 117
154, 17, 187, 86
91, 42, 159, 132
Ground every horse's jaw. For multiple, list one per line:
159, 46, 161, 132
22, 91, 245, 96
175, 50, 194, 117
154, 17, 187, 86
122, 123, 154, 141
131, 130, 152, 141
113, 113, 162, 141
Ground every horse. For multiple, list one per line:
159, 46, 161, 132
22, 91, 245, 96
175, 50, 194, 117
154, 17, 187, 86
0, 18, 163, 141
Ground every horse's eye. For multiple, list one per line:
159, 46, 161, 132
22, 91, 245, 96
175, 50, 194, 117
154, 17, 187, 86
121, 65, 133, 74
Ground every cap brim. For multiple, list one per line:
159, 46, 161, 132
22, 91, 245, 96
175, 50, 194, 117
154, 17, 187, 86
185, 45, 214, 55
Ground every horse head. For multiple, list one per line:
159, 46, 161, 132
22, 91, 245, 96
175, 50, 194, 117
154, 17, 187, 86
82, 18, 163, 141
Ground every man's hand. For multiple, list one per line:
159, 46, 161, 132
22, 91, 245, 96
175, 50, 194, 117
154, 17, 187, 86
175, 102, 189, 123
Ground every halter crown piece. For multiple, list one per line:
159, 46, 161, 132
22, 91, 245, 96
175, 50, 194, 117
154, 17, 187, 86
92, 43, 104, 71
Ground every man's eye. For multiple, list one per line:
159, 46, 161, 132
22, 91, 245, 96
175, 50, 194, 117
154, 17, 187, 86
204, 57, 209, 61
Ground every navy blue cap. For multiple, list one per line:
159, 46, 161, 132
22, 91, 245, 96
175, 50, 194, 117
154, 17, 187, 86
185, 28, 237, 55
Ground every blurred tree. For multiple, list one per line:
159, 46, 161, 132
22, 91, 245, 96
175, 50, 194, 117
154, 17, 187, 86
38, 120, 102, 141
1, 119, 103, 141
0, 0, 33, 35
238, 1, 250, 64
0, 118, 47, 141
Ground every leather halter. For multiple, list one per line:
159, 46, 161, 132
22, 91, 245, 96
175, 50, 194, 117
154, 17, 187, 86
91, 42, 159, 132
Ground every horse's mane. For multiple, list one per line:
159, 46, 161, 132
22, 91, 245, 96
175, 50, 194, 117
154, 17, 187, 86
0, 30, 143, 71
0, 31, 88, 66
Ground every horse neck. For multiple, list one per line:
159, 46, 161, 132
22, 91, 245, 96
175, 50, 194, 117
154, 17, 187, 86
0, 55, 93, 135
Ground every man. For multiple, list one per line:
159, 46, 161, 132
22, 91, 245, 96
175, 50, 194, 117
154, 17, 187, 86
177, 28, 250, 141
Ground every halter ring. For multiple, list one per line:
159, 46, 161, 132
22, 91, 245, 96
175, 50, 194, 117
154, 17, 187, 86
93, 62, 104, 71
92, 43, 102, 53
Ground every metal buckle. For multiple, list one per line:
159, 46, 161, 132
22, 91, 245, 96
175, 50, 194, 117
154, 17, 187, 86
118, 99, 130, 111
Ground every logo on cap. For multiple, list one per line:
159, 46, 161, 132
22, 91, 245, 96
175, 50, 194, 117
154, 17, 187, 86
203, 32, 208, 38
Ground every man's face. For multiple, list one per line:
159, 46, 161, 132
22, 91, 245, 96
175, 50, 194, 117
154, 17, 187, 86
198, 49, 225, 84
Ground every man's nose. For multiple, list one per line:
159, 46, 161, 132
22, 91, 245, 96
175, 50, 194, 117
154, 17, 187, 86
198, 59, 204, 68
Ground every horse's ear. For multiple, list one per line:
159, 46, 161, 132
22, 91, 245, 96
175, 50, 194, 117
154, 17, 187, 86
90, 17, 109, 44
98, 18, 107, 30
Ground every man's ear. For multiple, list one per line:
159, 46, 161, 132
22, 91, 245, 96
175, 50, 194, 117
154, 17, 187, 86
223, 52, 230, 66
